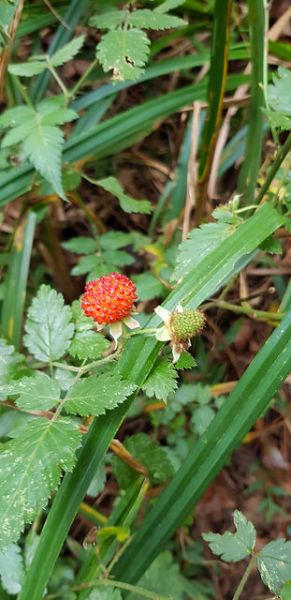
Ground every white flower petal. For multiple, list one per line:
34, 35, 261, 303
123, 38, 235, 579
172, 346, 182, 363
155, 326, 171, 342
176, 304, 184, 313
108, 321, 123, 348
123, 316, 140, 330
154, 305, 171, 324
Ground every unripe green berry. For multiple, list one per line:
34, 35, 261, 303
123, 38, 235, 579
170, 309, 205, 341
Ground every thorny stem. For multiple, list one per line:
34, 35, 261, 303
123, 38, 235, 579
232, 555, 257, 600
53, 359, 86, 420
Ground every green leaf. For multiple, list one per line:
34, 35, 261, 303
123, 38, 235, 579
257, 539, 291, 594
268, 67, 291, 118
23, 124, 65, 198
50, 35, 85, 67
100, 231, 133, 250
97, 29, 150, 81
191, 405, 215, 436
0, 544, 25, 594
175, 352, 197, 370
142, 357, 178, 401
133, 272, 165, 301
202, 510, 256, 562
173, 221, 235, 281
40, 107, 78, 126
8, 61, 46, 77
71, 254, 99, 276
112, 433, 175, 488
0, 339, 26, 393
62, 236, 98, 254
69, 331, 110, 361
89, 11, 125, 30
97, 176, 152, 214
4, 372, 61, 411
88, 589, 122, 600
24, 285, 74, 363
0, 418, 81, 551
131, 551, 185, 600
64, 372, 137, 417
128, 9, 186, 30
155, 0, 185, 12
103, 249, 134, 267
0, 106, 34, 128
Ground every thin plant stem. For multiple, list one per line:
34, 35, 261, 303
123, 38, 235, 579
47, 63, 69, 99
45, 577, 169, 599
53, 354, 117, 374
256, 133, 291, 204
69, 58, 98, 98
204, 299, 283, 323
12, 76, 33, 107
232, 555, 257, 600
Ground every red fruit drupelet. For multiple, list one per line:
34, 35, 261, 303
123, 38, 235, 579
81, 272, 138, 325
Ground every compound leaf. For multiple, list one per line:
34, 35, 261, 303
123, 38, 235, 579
0, 418, 81, 552
202, 510, 256, 562
24, 285, 74, 363
64, 372, 137, 417
112, 433, 175, 488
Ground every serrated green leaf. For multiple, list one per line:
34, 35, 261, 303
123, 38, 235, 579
155, 0, 185, 12
24, 285, 74, 363
23, 124, 64, 198
69, 331, 110, 361
0, 339, 27, 394
191, 405, 215, 436
0, 418, 81, 551
173, 221, 235, 281
100, 231, 133, 250
202, 510, 256, 562
133, 272, 165, 301
2, 123, 34, 147
103, 249, 134, 267
269, 67, 291, 117
0, 544, 25, 594
89, 10, 124, 30
0, 106, 34, 128
142, 357, 178, 401
112, 433, 175, 488
175, 352, 196, 370
71, 254, 99, 276
128, 9, 186, 30
64, 372, 136, 417
4, 372, 61, 411
40, 108, 78, 126
8, 61, 46, 77
257, 539, 291, 594
62, 236, 98, 254
50, 35, 85, 67
97, 176, 152, 214
130, 551, 185, 600
97, 29, 150, 81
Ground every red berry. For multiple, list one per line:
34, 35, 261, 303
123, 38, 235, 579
81, 273, 137, 325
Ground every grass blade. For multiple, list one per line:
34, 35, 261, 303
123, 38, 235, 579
19, 203, 283, 600
1, 210, 36, 349
238, 0, 267, 205
113, 310, 291, 585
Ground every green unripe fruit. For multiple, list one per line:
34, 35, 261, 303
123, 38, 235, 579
170, 309, 205, 341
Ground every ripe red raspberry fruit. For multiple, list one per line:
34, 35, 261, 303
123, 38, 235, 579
81, 273, 137, 325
